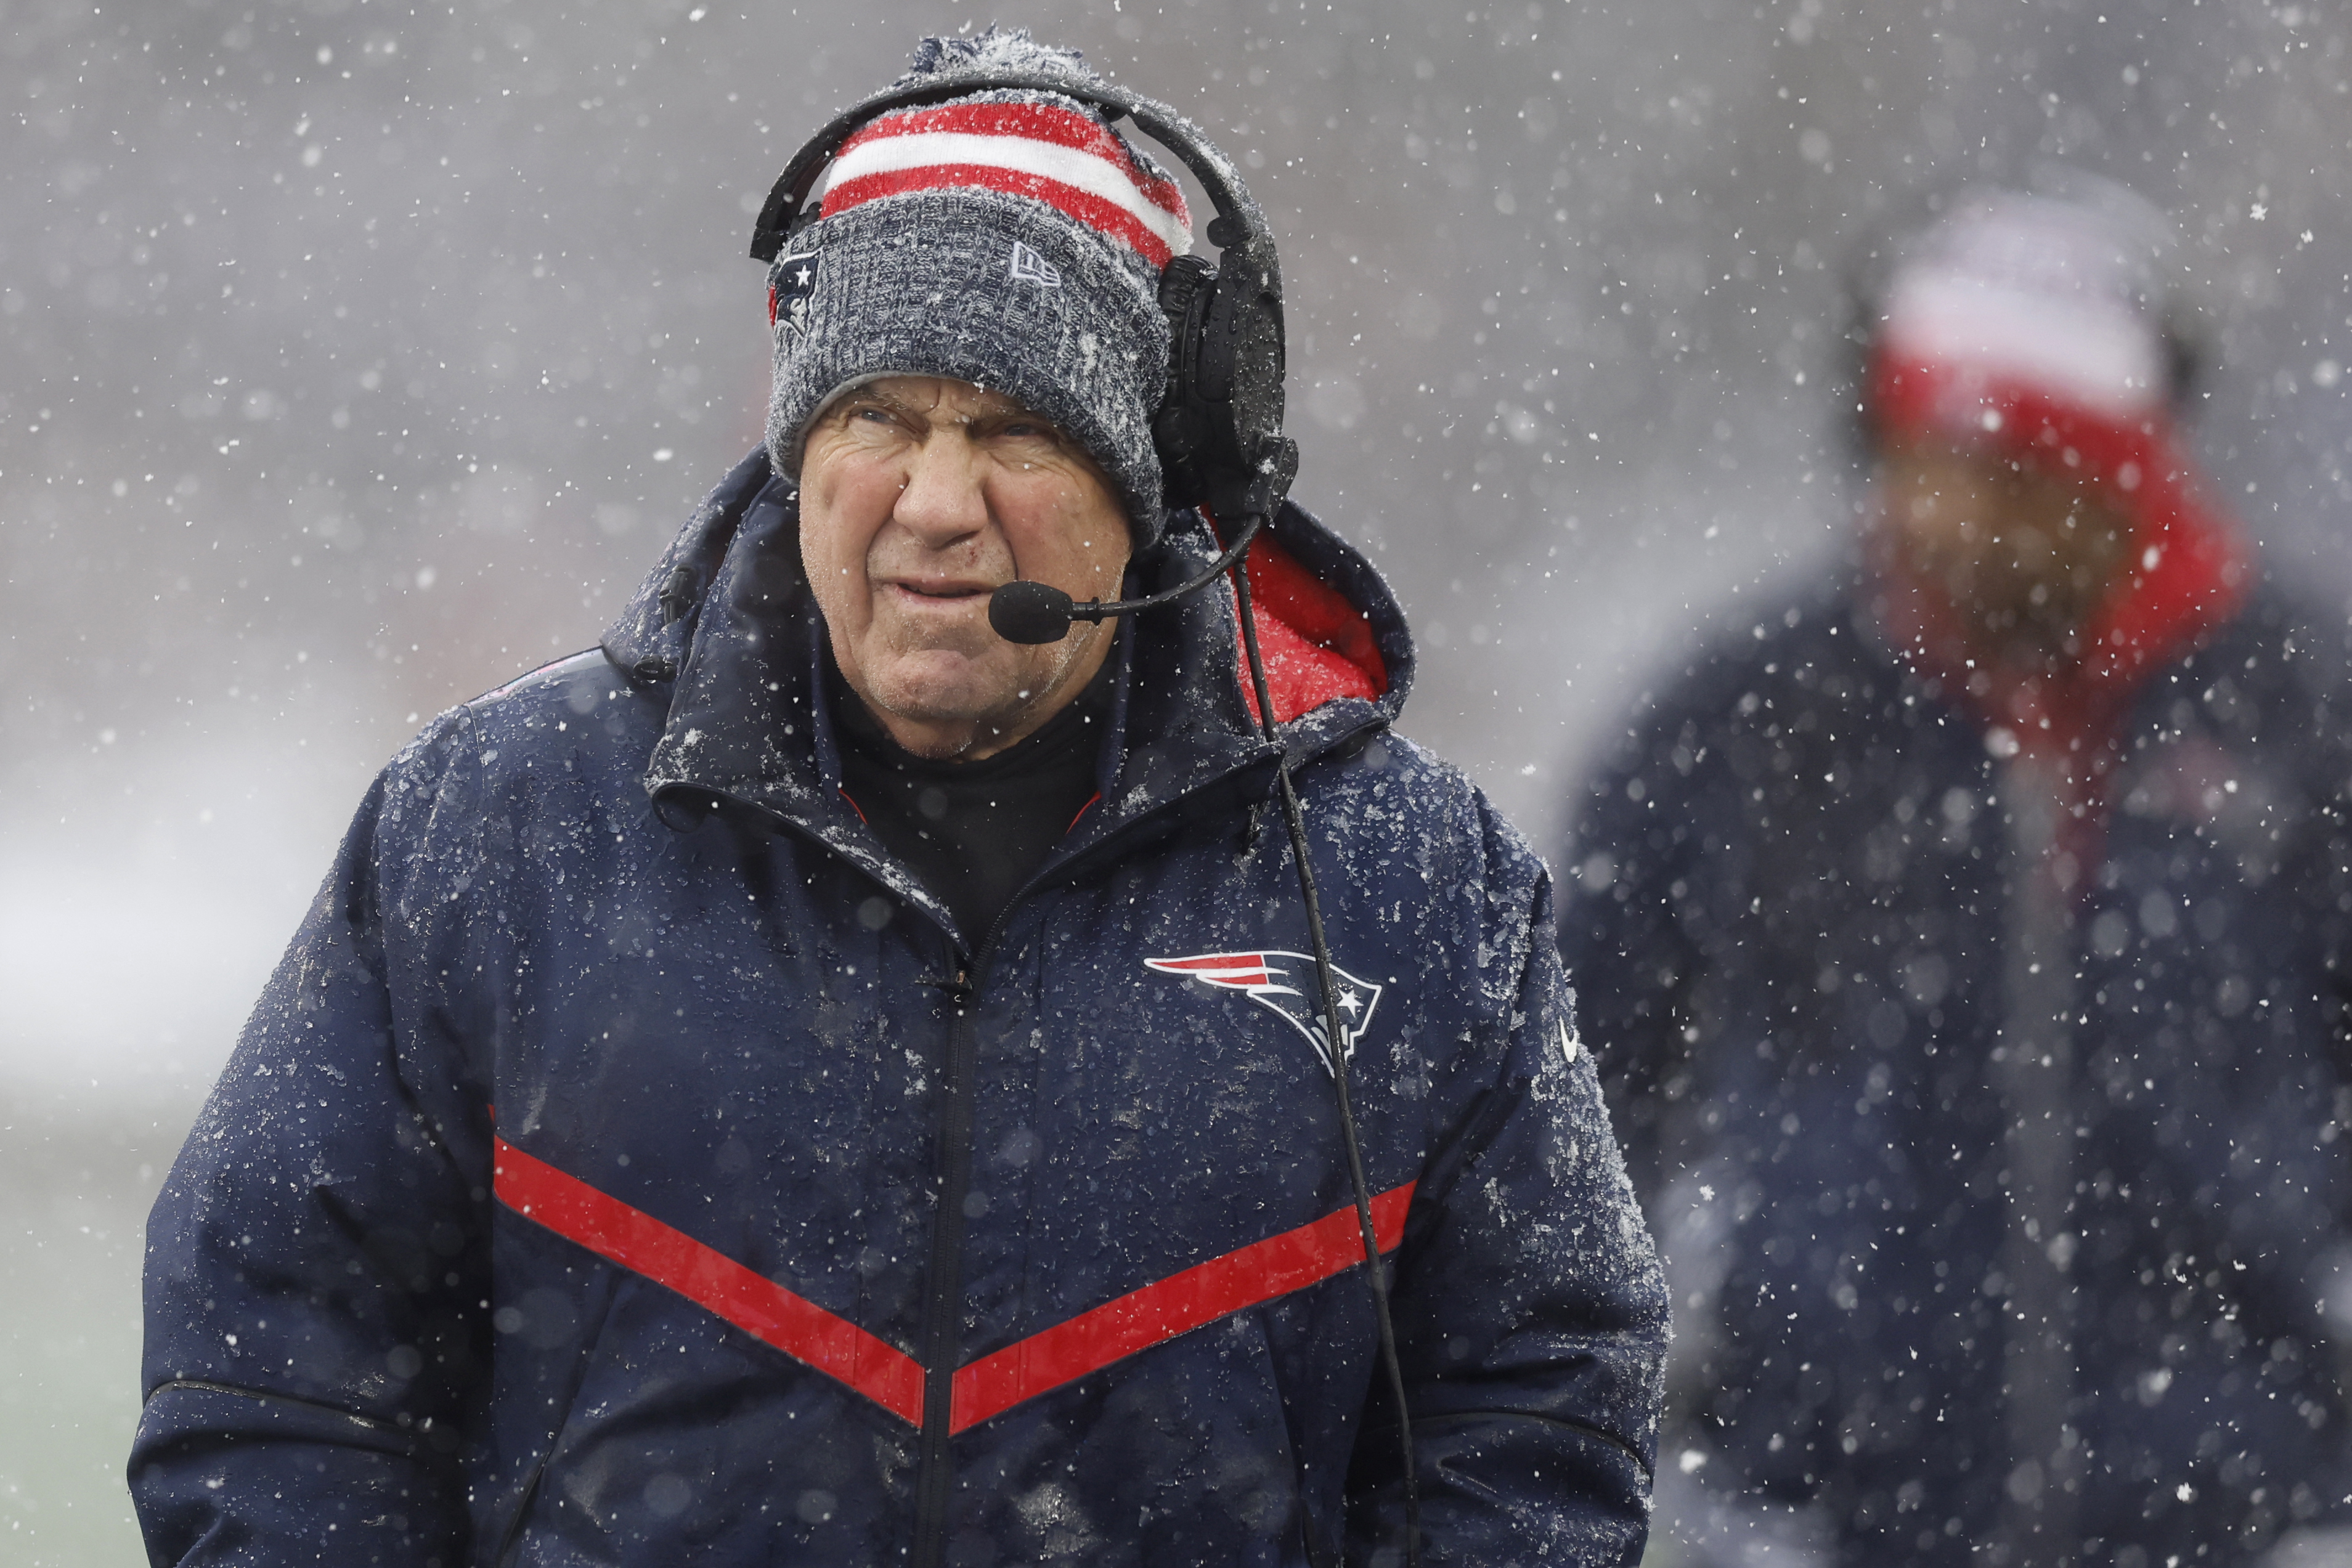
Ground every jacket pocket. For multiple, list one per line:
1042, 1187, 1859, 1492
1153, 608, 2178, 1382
489, 1267, 624, 1567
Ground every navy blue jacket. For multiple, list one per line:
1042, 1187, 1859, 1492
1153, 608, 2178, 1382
1561, 566, 2352, 1564
132, 450, 1667, 1567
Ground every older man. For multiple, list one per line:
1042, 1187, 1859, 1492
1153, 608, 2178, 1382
1563, 177, 2352, 1566
130, 31, 1665, 1568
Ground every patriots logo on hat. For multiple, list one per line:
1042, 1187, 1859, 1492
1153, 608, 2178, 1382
770, 246, 822, 346
1145, 951, 1384, 1077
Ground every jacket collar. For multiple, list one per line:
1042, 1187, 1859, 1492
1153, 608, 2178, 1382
601, 448, 1412, 943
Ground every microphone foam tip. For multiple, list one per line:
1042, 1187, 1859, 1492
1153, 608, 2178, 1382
988, 580, 1075, 644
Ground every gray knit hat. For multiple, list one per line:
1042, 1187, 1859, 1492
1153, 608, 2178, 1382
763, 31, 1193, 545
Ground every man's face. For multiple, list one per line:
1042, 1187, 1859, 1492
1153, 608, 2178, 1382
1876, 438, 2133, 659
799, 375, 1133, 760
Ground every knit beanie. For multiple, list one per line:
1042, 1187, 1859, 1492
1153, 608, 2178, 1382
763, 30, 1193, 546
1865, 176, 2183, 503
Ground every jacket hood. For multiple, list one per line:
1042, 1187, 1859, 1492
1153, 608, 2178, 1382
601, 448, 1412, 933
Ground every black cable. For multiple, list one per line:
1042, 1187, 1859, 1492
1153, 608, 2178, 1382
1227, 530, 1423, 1568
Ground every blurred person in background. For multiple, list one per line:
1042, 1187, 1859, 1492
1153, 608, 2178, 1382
127, 30, 1667, 1568
1561, 174, 2352, 1566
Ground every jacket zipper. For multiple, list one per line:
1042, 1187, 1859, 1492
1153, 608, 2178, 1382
909, 958, 981, 1568
909, 888, 1031, 1568
749, 770, 1301, 1564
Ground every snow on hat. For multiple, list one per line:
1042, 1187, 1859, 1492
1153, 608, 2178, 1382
763, 29, 1193, 545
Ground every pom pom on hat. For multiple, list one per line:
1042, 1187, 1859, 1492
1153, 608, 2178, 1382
892, 28, 1094, 89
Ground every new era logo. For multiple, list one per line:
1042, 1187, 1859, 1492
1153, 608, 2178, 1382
1009, 240, 1062, 288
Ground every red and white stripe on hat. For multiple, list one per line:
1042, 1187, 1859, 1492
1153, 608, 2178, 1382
816, 98, 1193, 268
1877, 268, 2167, 428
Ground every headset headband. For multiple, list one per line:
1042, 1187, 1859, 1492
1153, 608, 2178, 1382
747, 68, 1278, 292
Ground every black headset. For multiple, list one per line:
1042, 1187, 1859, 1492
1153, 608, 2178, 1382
748, 70, 1423, 1568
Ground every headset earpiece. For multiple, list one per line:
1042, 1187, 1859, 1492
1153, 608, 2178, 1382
1154, 249, 1296, 523
1152, 256, 1214, 503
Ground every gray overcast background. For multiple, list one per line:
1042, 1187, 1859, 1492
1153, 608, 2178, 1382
4, 0, 2346, 1559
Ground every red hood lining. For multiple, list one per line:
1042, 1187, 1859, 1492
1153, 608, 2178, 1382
1203, 513, 1389, 727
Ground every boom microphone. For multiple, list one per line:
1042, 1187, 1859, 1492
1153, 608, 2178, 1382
987, 514, 1264, 644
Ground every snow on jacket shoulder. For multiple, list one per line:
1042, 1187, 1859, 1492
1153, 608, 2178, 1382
132, 450, 1668, 1568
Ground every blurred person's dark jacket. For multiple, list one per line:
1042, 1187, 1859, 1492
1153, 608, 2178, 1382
1565, 564, 2352, 1564
1560, 182, 2352, 1566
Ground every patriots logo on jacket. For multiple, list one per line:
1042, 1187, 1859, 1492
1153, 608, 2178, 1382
1145, 951, 1383, 1076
